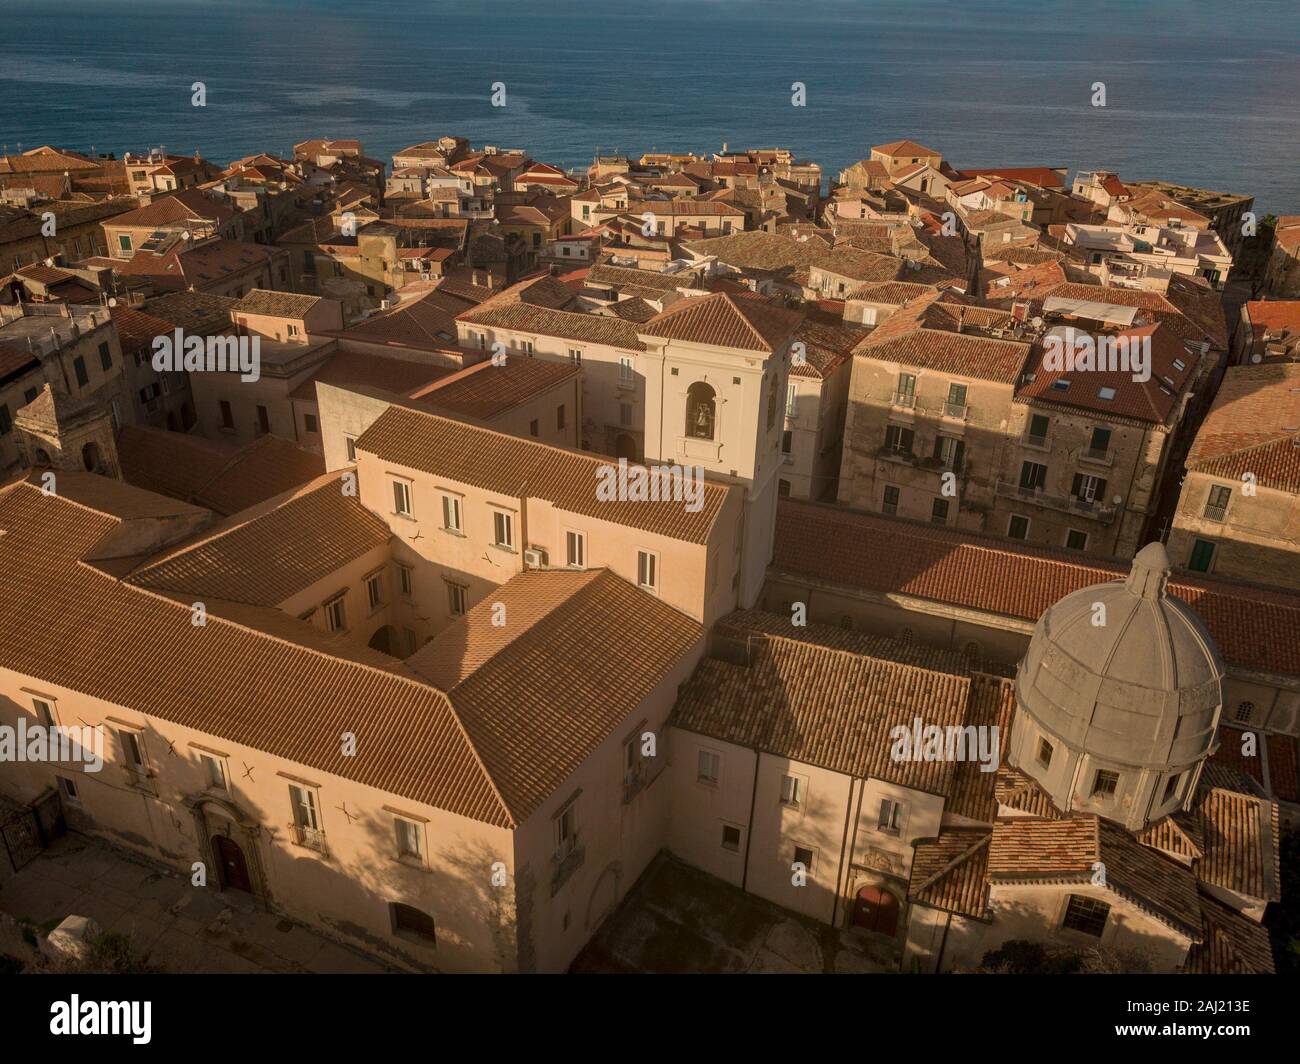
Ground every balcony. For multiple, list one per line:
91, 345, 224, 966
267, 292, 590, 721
291, 823, 329, 856
1022, 432, 1050, 451
891, 391, 916, 410
995, 479, 1116, 524
1079, 447, 1113, 467
1202, 503, 1228, 523
941, 402, 969, 421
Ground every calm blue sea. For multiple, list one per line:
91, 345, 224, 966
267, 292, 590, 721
2, 0, 1298, 212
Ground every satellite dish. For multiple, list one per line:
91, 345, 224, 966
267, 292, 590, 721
108, 297, 118, 307
1031, 316, 1044, 328
1112, 495, 1123, 506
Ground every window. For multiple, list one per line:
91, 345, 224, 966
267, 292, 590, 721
289, 783, 321, 838
556, 404, 566, 431
780, 775, 803, 807
786, 383, 797, 417
73, 356, 88, 387
120, 729, 146, 772
618, 356, 635, 386
1019, 460, 1047, 491
566, 530, 585, 568
396, 563, 414, 600
884, 424, 914, 454
1066, 529, 1089, 551
1162, 772, 1182, 804
1235, 701, 1254, 724
1188, 538, 1215, 573
685, 381, 716, 440
895, 372, 917, 406
721, 825, 741, 852
781, 429, 792, 455
395, 817, 423, 861
519, 339, 534, 356
931, 498, 949, 525
441, 494, 461, 532
98, 342, 112, 371
529, 418, 539, 437
33, 698, 56, 728
877, 798, 903, 836
882, 485, 900, 515
391, 903, 436, 943
118, 234, 132, 253
1088, 427, 1111, 456
345, 436, 357, 462
1071, 473, 1106, 504
697, 749, 720, 785
392, 479, 412, 517
365, 571, 384, 610
256, 405, 270, 435
945, 382, 968, 415
1096, 387, 1116, 401
934, 435, 964, 470
793, 846, 815, 873
493, 510, 514, 550
324, 594, 347, 633
619, 402, 633, 427
1091, 769, 1119, 798
200, 753, 227, 790
1008, 515, 1030, 540
568, 348, 582, 365
766, 378, 777, 429
59, 776, 80, 803
778, 479, 791, 497
446, 582, 468, 617
637, 550, 658, 591
554, 798, 578, 859
304, 413, 318, 434
1036, 737, 1053, 769
1061, 894, 1109, 938
1027, 412, 1050, 445
1204, 484, 1231, 522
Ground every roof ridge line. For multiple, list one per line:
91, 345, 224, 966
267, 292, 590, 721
912, 831, 991, 895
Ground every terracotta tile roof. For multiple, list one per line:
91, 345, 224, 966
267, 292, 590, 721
107, 188, 239, 229
872, 140, 940, 159
140, 290, 238, 334
1017, 323, 1198, 424
458, 273, 652, 349
1242, 299, 1300, 336
908, 831, 992, 919
640, 292, 801, 353
408, 568, 701, 820
772, 498, 1300, 677
129, 471, 391, 605
108, 305, 180, 356
1137, 811, 1204, 862
945, 675, 1015, 822
982, 260, 1067, 301
989, 816, 1203, 937
1186, 363, 1300, 493
0, 476, 511, 827
234, 289, 322, 319
671, 612, 972, 795
586, 263, 690, 294
289, 351, 455, 403
339, 288, 474, 350
956, 167, 1066, 190
855, 317, 1031, 385
1184, 889, 1275, 973
604, 297, 658, 323
1194, 786, 1280, 901
683, 231, 901, 284
0, 342, 41, 384
1035, 279, 1227, 350
789, 318, 869, 379
995, 766, 1064, 819
1266, 731, 1299, 803
355, 405, 731, 544
411, 358, 579, 420
846, 281, 938, 305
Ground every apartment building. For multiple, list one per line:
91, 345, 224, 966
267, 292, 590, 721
1265, 217, 1300, 298
1062, 220, 1232, 291
1232, 300, 1300, 365
780, 316, 864, 500
1168, 363, 1300, 590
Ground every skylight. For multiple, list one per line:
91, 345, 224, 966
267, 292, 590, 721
1097, 386, 1116, 400
1052, 379, 1071, 391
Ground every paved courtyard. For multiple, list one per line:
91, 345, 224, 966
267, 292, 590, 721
0, 833, 391, 974
572, 853, 901, 974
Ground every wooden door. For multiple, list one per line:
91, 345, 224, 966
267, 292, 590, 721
852, 885, 899, 936
213, 835, 252, 893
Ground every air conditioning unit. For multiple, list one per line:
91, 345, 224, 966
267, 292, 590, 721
379, 299, 393, 310
523, 547, 548, 570
420, 272, 431, 281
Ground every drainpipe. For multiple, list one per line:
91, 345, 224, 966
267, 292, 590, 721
830, 775, 856, 926
739, 747, 760, 892
934, 911, 953, 973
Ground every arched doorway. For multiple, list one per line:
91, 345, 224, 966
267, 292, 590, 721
852, 884, 899, 936
368, 624, 398, 656
614, 433, 638, 461
685, 382, 716, 440
213, 834, 252, 892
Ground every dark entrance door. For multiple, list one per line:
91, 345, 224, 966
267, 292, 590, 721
213, 834, 252, 892
852, 885, 899, 936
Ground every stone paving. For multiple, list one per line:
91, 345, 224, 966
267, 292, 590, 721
0, 833, 391, 974
571, 852, 901, 974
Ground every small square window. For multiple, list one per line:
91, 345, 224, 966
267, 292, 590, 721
1036, 738, 1053, 768
793, 845, 814, 873
366, 571, 385, 610
721, 825, 741, 852
392, 479, 413, 517
877, 798, 903, 835
637, 550, 658, 591
397, 563, 414, 599
1062, 894, 1109, 938
395, 817, 423, 861
324, 594, 347, 633
59, 776, 80, 803
441, 494, 462, 533
493, 511, 514, 550
780, 775, 803, 807
1066, 529, 1089, 551
1092, 769, 1119, 798
200, 753, 227, 790
446, 582, 468, 617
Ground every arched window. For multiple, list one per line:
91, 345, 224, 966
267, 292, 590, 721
766, 375, 777, 430
1235, 701, 1254, 723
390, 902, 436, 943
686, 382, 716, 441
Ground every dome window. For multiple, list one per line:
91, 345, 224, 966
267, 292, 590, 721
1091, 769, 1119, 798
1036, 738, 1053, 769
1162, 772, 1183, 804
1235, 701, 1254, 723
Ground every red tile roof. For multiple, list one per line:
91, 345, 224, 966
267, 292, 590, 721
1186, 363, 1300, 493
640, 292, 801, 353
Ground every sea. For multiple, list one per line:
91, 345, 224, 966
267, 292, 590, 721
2, 0, 1298, 213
